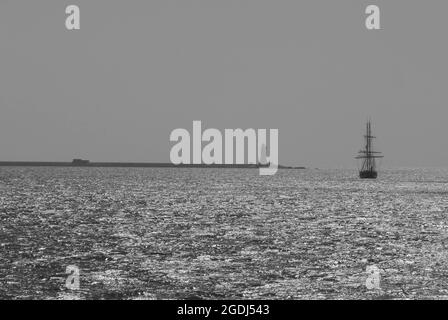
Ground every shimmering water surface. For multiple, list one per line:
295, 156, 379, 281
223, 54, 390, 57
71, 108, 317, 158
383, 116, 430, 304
1, 167, 448, 300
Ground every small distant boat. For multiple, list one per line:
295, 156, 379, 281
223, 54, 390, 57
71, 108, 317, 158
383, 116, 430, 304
356, 120, 383, 179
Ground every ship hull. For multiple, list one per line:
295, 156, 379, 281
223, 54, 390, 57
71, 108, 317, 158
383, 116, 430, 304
359, 170, 377, 179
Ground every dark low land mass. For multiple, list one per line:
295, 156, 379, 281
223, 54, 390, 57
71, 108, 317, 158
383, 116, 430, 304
0, 161, 305, 169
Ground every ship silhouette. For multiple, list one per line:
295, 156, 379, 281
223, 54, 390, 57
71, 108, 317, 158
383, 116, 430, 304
355, 120, 383, 179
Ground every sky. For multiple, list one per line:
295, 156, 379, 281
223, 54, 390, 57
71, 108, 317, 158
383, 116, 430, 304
0, 0, 447, 168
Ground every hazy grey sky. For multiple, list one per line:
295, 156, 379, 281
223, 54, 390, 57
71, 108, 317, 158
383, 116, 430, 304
0, 0, 447, 168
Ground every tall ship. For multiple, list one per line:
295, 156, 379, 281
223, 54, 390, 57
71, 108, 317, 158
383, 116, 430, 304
356, 120, 383, 179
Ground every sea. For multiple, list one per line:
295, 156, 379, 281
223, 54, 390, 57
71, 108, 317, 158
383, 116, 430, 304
0, 167, 447, 300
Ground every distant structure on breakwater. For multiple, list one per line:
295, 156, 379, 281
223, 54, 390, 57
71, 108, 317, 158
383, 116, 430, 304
72, 159, 90, 165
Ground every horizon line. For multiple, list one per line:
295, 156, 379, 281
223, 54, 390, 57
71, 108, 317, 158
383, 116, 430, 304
0, 160, 305, 169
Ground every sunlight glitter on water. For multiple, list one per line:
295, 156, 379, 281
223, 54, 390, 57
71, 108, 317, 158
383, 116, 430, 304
1, 167, 448, 299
